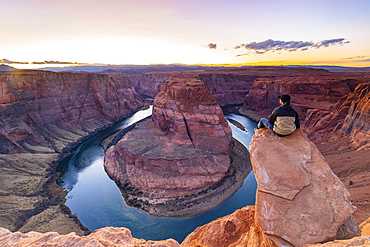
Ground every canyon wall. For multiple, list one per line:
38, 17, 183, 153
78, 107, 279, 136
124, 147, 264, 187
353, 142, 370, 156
0, 70, 146, 234
127, 70, 258, 106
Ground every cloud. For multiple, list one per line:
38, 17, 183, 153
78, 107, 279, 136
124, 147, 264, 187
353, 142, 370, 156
205, 43, 217, 49
355, 59, 370, 62
235, 38, 350, 56
340, 55, 368, 60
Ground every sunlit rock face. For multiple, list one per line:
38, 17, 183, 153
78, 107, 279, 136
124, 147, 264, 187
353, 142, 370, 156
0, 70, 145, 234
250, 129, 360, 247
181, 206, 278, 247
0, 227, 180, 247
104, 76, 240, 216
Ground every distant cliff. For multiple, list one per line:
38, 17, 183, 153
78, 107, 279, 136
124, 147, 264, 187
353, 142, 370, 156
304, 82, 370, 151
0, 70, 146, 234
127, 71, 258, 106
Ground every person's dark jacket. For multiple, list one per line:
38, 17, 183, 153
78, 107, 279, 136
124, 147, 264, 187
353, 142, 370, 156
268, 102, 300, 136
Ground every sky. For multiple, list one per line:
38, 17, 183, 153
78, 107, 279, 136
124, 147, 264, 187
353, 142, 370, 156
1, 0, 370, 67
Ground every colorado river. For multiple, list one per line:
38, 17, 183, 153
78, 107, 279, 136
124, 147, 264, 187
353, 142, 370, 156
57, 107, 257, 242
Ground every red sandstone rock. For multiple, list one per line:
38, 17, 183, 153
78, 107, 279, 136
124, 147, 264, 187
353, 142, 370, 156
250, 129, 360, 247
361, 217, 370, 236
104, 76, 234, 215
127, 71, 258, 106
0, 227, 180, 247
304, 82, 370, 150
0, 70, 145, 154
0, 70, 146, 234
181, 206, 277, 247
152, 75, 232, 154
304, 236, 370, 246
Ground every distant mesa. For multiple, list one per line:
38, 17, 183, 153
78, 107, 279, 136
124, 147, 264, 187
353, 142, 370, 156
0, 64, 16, 71
0, 58, 79, 65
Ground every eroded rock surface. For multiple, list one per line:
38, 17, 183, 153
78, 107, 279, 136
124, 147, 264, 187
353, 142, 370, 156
181, 206, 277, 247
0, 70, 146, 234
250, 129, 360, 247
104, 76, 251, 216
0, 227, 180, 247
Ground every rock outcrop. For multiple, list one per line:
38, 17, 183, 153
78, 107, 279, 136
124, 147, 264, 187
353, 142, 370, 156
250, 129, 360, 246
181, 206, 277, 247
0, 227, 180, 247
182, 128, 361, 247
239, 69, 369, 224
0, 70, 146, 234
104, 76, 251, 216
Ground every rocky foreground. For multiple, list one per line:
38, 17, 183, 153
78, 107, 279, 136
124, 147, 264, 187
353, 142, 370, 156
1, 129, 369, 246
104, 76, 251, 216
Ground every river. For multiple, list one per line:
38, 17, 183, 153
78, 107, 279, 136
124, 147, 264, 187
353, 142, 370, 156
57, 107, 257, 242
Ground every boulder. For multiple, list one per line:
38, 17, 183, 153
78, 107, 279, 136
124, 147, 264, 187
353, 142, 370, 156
250, 129, 360, 247
181, 206, 277, 247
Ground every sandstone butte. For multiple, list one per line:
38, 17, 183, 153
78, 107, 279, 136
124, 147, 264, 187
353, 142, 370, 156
104, 75, 252, 216
0, 70, 146, 235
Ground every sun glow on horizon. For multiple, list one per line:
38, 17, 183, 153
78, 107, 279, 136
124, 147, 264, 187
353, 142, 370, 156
3, 36, 234, 66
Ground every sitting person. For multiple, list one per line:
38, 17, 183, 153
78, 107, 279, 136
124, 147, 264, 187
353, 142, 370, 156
257, 94, 300, 136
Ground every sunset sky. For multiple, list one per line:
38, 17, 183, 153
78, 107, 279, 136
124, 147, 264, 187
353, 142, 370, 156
1, 0, 370, 67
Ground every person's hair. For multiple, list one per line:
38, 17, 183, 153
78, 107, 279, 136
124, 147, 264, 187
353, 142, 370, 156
278, 94, 291, 103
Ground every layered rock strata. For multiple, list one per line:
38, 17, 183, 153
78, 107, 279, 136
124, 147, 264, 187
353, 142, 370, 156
127, 71, 259, 106
104, 76, 251, 216
0, 70, 146, 234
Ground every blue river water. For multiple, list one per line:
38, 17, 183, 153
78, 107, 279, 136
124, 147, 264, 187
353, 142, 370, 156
57, 107, 257, 242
